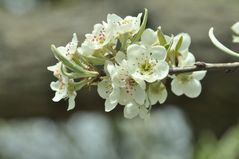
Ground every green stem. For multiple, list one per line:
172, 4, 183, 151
209, 27, 239, 59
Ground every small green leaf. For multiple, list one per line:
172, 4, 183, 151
83, 55, 106, 65
74, 79, 89, 91
60, 64, 89, 79
51, 45, 98, 77
175, 36, 183, 51
157, 28, 167, 45
131, 8, 148, 43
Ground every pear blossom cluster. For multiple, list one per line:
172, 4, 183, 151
48, 9, 206, 119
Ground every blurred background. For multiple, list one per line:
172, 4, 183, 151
0, 0, 239, 158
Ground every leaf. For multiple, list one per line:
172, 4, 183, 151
51, 45, 98, 77
157, 28, 167, 45
175, 36, 183, 51
131, 8, 148, 43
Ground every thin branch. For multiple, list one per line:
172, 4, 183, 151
169, 62, 239, 74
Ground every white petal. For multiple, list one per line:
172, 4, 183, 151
47, 62, 60, 72
175, 33, 191, 52
141, 28, 157, 45
133, 77, 146, 89
231, 21, 239, 35
127, 44, 146, 62
66, 33, 78, 54
57, 46, 67, 57
192, 71, 207, 80
150, 46, 167, 61
148, 82, 167, 105
148, 87, 158, 105
79, 43, 94, 56
139, 105, 150, 120
106, 62, 116, 76
124, 102, 139, 119
105, 98, 118, 112
52, 91, 66, 102
50, 81, 61, 91
67, 94, 76, 110
107, 14, 122, 23
184, 79, 202, 98
178, 52, 195, 67
115, 51, 126, 64
118, 89, 131, 105
171, 78, 184, 96
132, 85, 146, 105
158, 86, 167, 104
232, 36, 239, 43
154, 61, 169, 80
97, 79, 112, 99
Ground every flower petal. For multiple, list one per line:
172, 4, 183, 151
184, 79, 202, 98
154, 61, 169, 80
171, 78, 184, 96
148, 82, 167, 105
178, 52, 195, 67
192, 71, 206, 80
124, 102, 139, 119
67, 94, 76, 111
115, 51, 126, 64
141, 28, 157, 45
105, 98, 118, 112
97, 79, 112, 99
132, 85, 146, 105
52, 91, 66, 102
150, 46, 167, 61
232, 21, 239, 35
127, 44, 146, 61
139, 105, 150, 120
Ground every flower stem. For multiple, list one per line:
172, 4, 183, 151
170, 61, 239, 74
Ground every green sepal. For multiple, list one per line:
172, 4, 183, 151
157, 28, 167, 46
175, 36, 183, 51
60, 64, 91, 79
51, 45, 98, 77
82, 55, 106, 65
74, 79, 89, 91
131, 8, 148, 43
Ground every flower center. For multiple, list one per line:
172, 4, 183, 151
139, 59, 154, 75
178, 74, 193, 83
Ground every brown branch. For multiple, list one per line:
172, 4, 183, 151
169, 62, 239, 74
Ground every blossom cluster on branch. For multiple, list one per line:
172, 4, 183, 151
48, 9, 238, 119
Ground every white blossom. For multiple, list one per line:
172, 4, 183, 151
55, 33, 78, 60
80, 23, 113, 56
48, 62, 77, 110
127, 30, 169, 83
107, 13, 142, 37
171, 53, 206, 98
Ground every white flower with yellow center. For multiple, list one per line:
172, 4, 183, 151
171, 53, 206, 98
55, 33, 78, 60
80, 23, 113, 56
48, 62, 77, 110
97, 60, 146, 112
127, 29, 169, 83
232, 21, 239, 43
107, 13, 142, 36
